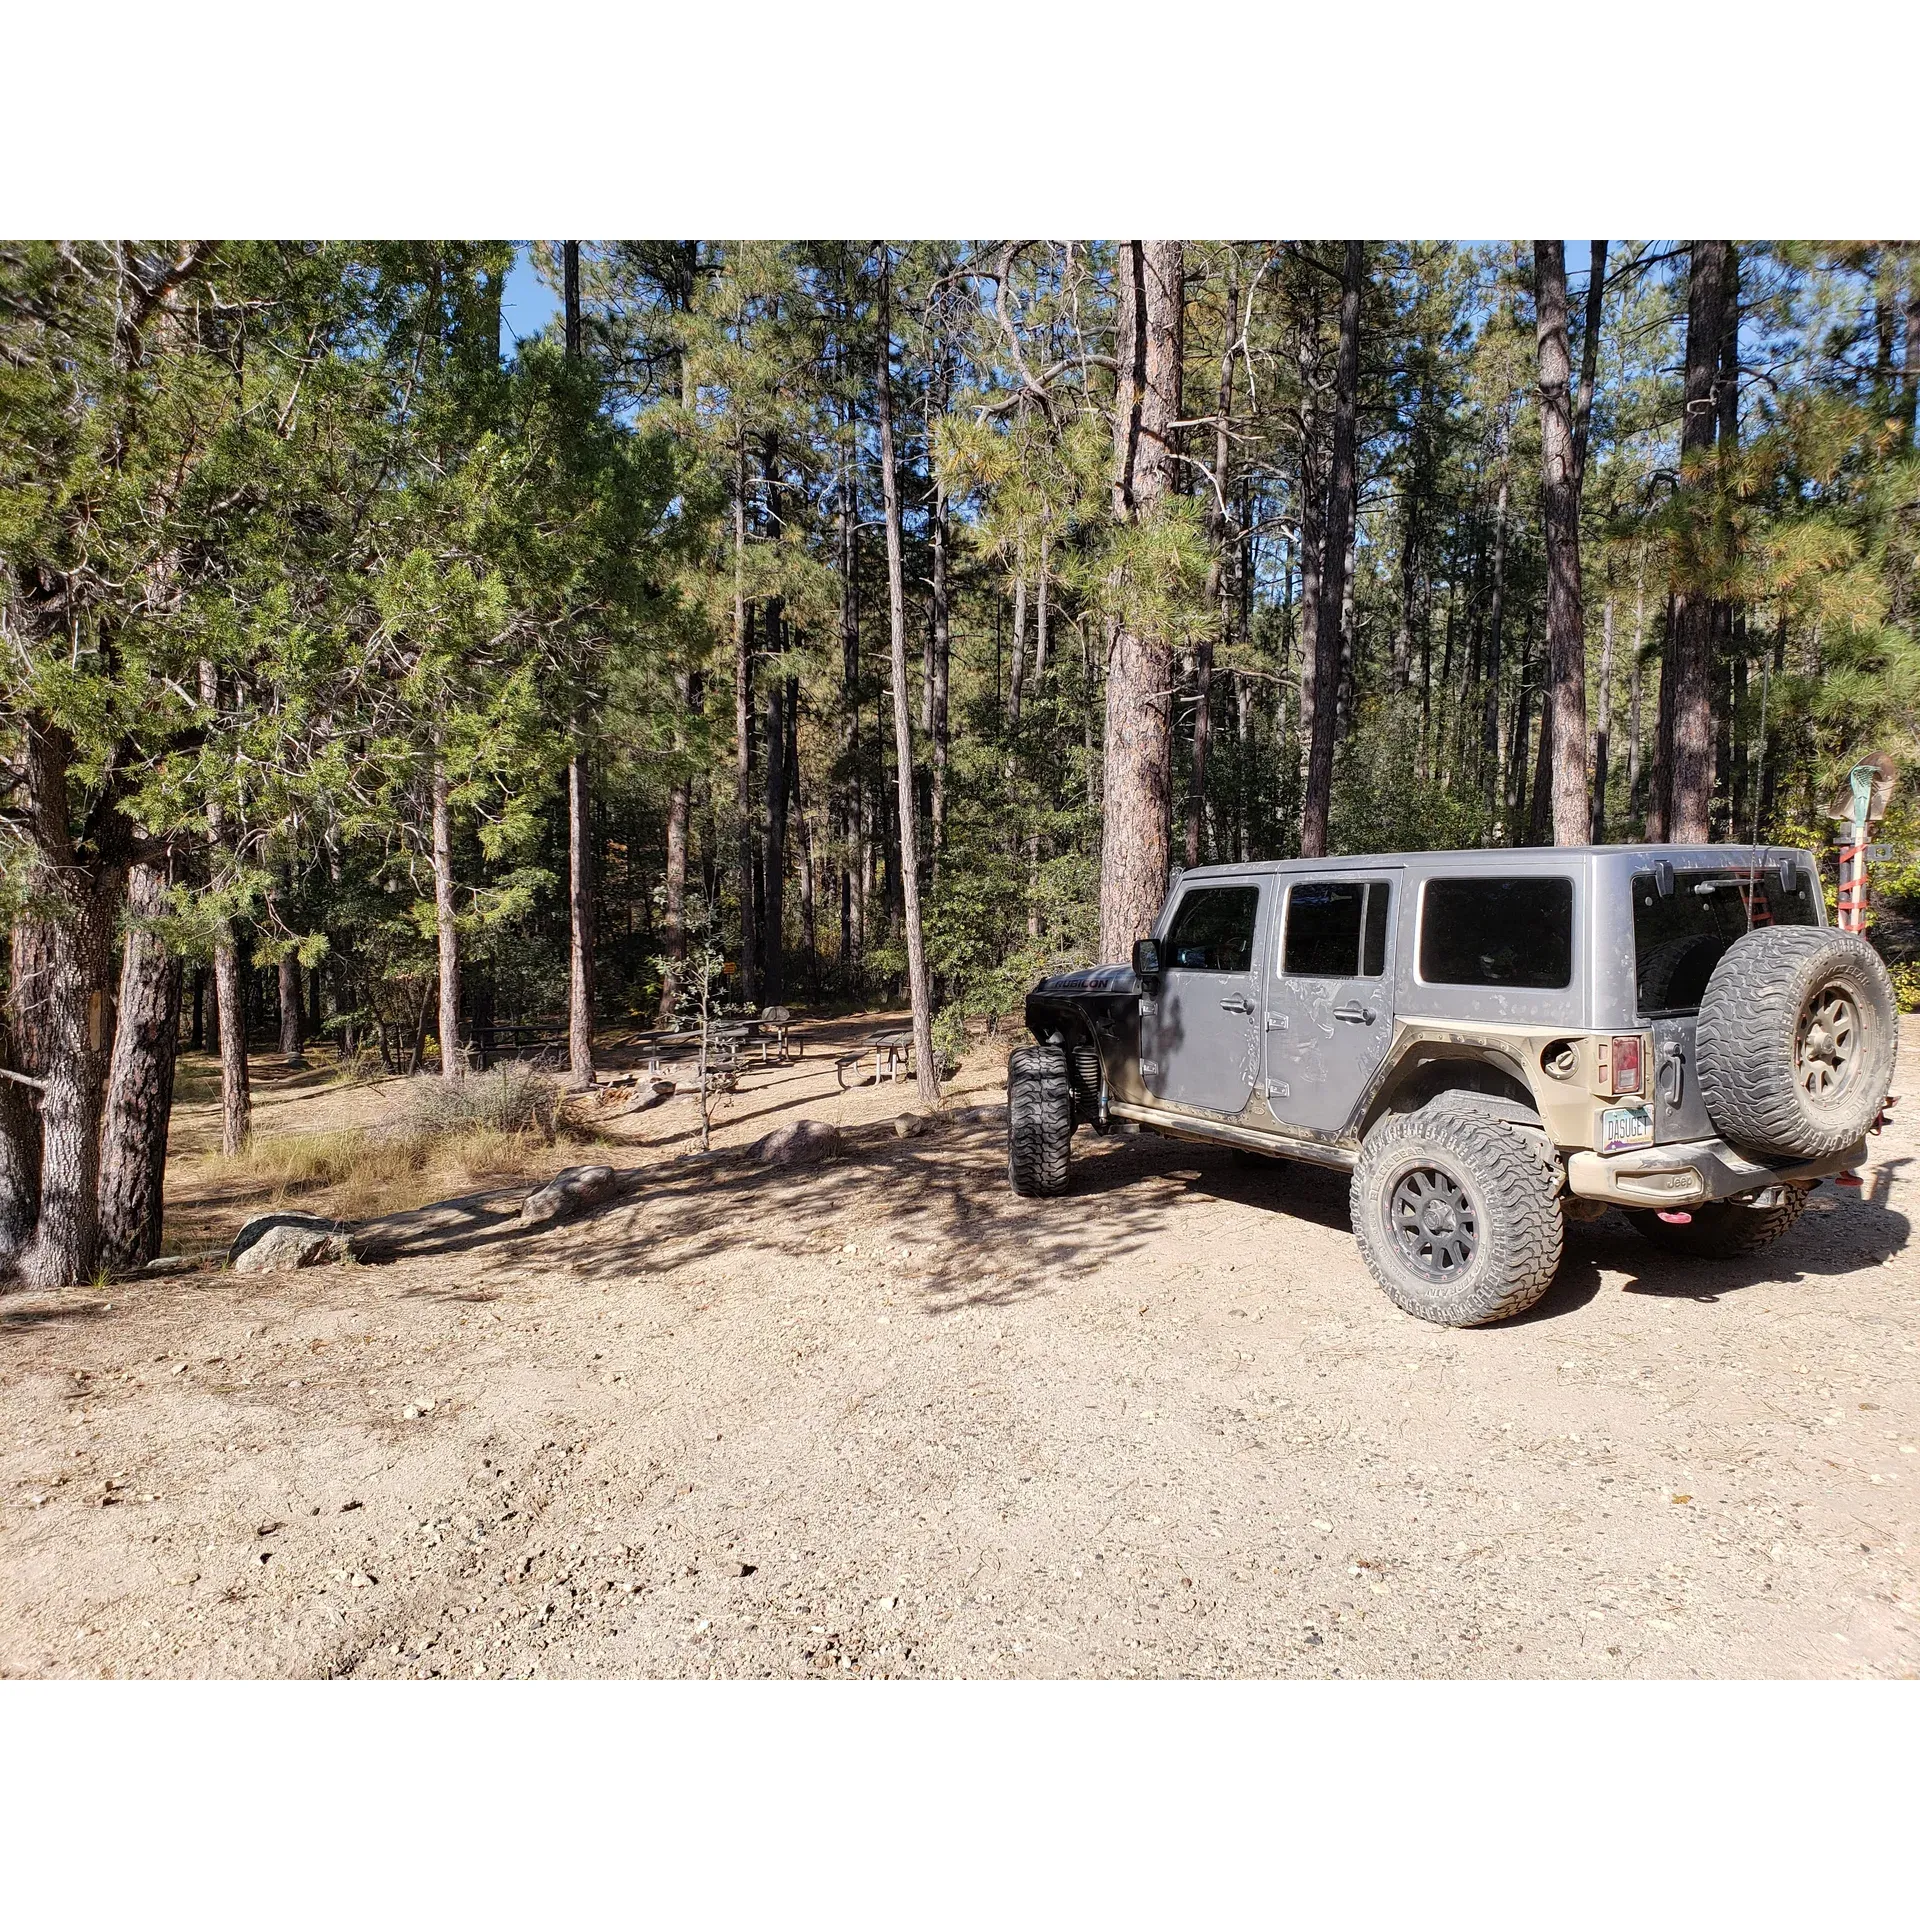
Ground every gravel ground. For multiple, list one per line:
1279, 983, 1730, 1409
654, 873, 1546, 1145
3, 1019, 1916, 1680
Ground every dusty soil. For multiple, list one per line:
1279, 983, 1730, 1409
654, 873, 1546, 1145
4, 1015, 1917, 1680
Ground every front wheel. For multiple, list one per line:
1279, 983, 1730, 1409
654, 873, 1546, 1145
1622, 1187, 1808, 1259
1007, 1045, 1072, 1197
1350, 1106, 1565, 1327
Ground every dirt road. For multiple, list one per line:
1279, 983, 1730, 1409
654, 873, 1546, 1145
4, 1019, 1916, 1679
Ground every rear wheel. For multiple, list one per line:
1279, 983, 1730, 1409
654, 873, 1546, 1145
1007, 1045, 1072, 1197
1622, 1187, 1808, 1259
1350, 1106, 1565, 1327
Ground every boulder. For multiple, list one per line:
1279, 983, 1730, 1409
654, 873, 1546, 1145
748, 1119, 841, 1168
891, 1109, 941, 1139
520, 1164, 620, 1227
231, 1216, 349, 1273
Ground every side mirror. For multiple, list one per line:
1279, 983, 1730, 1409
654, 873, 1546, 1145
1132, 937, 1163, 986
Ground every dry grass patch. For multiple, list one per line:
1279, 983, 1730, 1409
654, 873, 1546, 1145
232, 1066, 602, 1219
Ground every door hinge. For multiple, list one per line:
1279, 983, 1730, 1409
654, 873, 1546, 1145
1266, 1080, 1290, 1099
1264, 1012, 1288, 1032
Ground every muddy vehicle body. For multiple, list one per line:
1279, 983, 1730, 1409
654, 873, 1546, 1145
1011, 845, 1898, 1326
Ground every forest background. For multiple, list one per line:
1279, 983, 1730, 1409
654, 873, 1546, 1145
3, 237, 1918, 1291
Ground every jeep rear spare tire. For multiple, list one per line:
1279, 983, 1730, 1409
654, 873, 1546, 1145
1350, 1105, 1565, 1327
1695, 928, 1897, 1159
1007, 1044, 1072, 1197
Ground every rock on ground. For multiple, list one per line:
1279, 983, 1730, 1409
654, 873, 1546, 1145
748, 1119, 841, 1167
520, 1165, 620, 1227
230, 1218, 350, 1274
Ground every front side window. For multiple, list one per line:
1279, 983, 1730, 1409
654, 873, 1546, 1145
1283, 880, 1391, 978
1633, 868, 1817, 1016
1164, 886, 1259, 972
1420, 876, 1573, 990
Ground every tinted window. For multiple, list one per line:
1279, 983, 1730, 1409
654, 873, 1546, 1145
1165, 886, 1258, 972
1420, 877, 1573, 989
1284, 881, 1391, 979
1634, 868, 1817, 1017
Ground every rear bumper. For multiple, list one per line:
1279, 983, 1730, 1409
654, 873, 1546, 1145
1564, 1136, 1869, 1208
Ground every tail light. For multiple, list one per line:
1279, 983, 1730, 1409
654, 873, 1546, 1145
1609, 1035, 1643, 1095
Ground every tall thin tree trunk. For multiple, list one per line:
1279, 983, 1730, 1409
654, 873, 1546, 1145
278, 949, 304, 1065
1190, 272, 1237, 869
1627, 545, 1648, 827
432, 756, 461, 1079
563, 244, 597, 1086
1669, 240, 1731, 843
1, 919, 52, 1257
1099, 239, 1184, 957
567, 751, 595, 1085
1300, 242, 1364, 860
733, 446, 758, 997
660, 670, 692, 1022
1591, 594, 1615, 840
98, 861, 183, 1271
1572, 242, 1608, 489
873, 249, 939, 1106
762, 662, 788, 1003
928, 370, 952, 885
1534, 241, 1590, 847
1480, 448, 1512, 807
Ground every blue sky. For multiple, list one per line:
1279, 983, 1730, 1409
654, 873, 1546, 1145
500, 244, 560, 355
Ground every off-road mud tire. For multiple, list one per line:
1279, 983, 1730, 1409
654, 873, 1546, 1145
1623, 1186, 1809, 1260
1350, 1106, 1565, 1327
1696, 928, 1897, 1159
1007, 1045, 1072, 1197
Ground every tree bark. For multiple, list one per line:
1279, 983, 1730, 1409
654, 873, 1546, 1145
278, 949, 304, 1064
1669, 241, 1731, 843
762, 663, 788, 1003
1190, 265, 1238, 870
1591, 594, 1615, 840
212, 932, 250, 1151
733, 445, 758, 998
1534, 241, 1590, 847
11, 723, 128, 1289
566, 751, 595, 1085
97, 861, 183, 1272
1099, 239, 1184, 959
1, 919, 52, 1258
660, 671, 693, 1022
432, 756, 462, 1078
1572, 242, 1608, 490
928, 359, 952, 886
873, 250, 940, 1107
1300, 242, 1364, 860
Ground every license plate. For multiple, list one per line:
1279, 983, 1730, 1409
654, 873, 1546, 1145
1600, 1103, 1654, 1154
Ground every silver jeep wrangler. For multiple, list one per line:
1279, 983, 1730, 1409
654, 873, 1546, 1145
1011, 846, 1899, 1327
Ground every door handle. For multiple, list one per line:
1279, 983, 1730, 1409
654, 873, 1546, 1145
1333, 1002, 1375, 1026
1220, 994, 1255, 1015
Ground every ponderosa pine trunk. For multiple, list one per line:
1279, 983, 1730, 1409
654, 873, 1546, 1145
927, 345, 953, 886
567, 750, 595, 1085
562, 244, 597, 1087
97, 860, 183, 1272
733, 446, 758, 999
212, 931, 250, 1152
278, 949, 304, 1064
1669, 241, 1730, 844
432, 756, 462, 1078
11, 721, 129, 1289
762, 660, 788, 1004
1300, 242, 1363, 861
1099, 239, 1184, 960
1572, 242, 1608, 489
660, 668, 693, 1022
873, 249, 939, 1107
1534, 241, 1590, 847
1189, 264, 1237, 871
1591, 594, 1616, 840
0, 919, 52, 1259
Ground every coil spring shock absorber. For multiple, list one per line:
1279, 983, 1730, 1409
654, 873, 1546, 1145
1068, 1041, 1106, 1131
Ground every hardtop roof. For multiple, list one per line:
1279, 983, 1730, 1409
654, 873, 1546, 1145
1176, 843, 1815, 882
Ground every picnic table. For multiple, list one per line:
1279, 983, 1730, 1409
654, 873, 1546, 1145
466, 1019, 567, 1071
632, 1010, 804, 1080
835, 1027, 944, 1090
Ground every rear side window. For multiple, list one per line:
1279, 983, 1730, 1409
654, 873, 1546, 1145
1165, 886, 1258, 972
1634, 869, 1817, 1017
1283, 880, 1391, 978
1420, 877, 1573, 989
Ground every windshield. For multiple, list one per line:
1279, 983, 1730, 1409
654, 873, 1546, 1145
1633, 868, 1818, 1018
